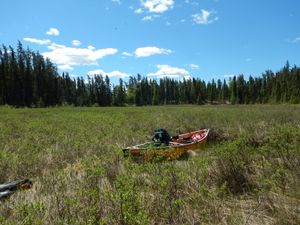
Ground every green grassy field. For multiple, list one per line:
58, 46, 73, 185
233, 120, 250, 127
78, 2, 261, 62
0, 105, 299, 225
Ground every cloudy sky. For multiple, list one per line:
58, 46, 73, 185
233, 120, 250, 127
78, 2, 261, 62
1, 0, 299, 82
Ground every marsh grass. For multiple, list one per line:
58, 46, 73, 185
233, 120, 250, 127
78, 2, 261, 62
0, 105, 299, 224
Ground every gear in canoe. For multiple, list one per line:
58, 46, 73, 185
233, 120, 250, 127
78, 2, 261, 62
0, 179, 33, 199
123, 128, 210, 160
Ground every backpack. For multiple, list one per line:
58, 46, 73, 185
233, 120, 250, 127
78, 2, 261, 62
152, 128, 171, 145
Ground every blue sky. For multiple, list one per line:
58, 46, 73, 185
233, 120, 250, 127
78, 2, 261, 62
1, 0, 299, 83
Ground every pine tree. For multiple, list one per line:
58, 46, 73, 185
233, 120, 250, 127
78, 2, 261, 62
221, 79, 229, 103
159, 79, 166, 104
0, 48, 4, 104
290, 66, 300, 103
113, 78, 126, 106
104, 76, 112, 106
24, 47, 33, 106
16, 41, 26, 106
216, 79, 222, 103
236, 75, 245, 104
151, 79, 159, 105
126, 76, 137, 105
229, 76, 237, 104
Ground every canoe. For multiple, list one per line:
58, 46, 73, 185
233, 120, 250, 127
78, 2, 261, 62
123, 129, 210, 161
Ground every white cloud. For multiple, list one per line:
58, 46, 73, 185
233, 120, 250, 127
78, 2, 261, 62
72, 40, 81, 46
189, 64, 199, 69
134, 46, 172, 57
23, 37, 51, 45
69, 74, 80, 78
58, 64, 74, 71
192, 10, 218, 24
142, 15, 160, 21
88, 45, 96, 50
46, 27, 60, 36
134, 8, 144, 14
148, 65, 191, 79
42, 43, 118, 67
292, 37, 300, 43
107, 70, 130, 78
141, 0, 174, 13
87, 69, 130, 78
122, 51, 133, 57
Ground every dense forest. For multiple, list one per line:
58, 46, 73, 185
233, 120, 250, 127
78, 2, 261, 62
0, 42, 299, 107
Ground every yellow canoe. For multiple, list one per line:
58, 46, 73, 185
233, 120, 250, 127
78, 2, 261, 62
123, 129, 210, 161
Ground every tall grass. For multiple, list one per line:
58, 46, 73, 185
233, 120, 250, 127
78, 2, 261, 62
0, 105, 299, 224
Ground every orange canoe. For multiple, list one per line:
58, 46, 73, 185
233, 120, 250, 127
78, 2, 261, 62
123, 129, 210, 161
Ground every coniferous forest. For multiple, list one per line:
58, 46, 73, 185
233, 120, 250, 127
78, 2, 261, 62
0, 42, 299, 107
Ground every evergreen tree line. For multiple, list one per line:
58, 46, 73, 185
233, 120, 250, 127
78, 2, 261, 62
0, 42, 299, 107
0, 42, 120, 107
